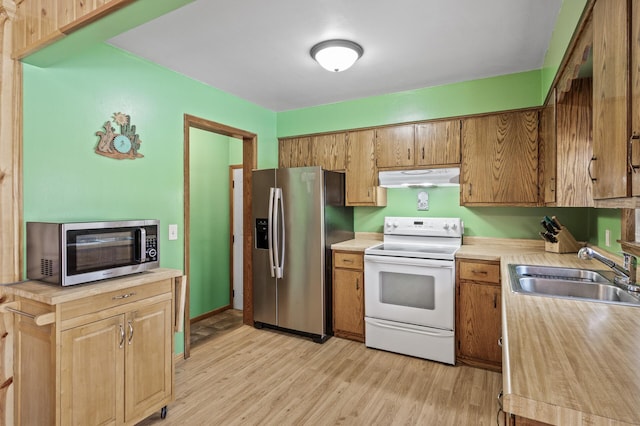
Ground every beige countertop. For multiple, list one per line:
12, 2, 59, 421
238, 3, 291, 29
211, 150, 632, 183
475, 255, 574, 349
0, 268, 183, 305
500, 253, 640, 425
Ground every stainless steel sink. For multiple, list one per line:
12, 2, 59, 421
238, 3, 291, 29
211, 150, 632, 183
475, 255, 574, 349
508, 264, 640, 307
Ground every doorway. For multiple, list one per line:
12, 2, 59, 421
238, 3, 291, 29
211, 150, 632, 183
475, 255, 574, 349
183, 114, 256, 359
230, 165, 244, 310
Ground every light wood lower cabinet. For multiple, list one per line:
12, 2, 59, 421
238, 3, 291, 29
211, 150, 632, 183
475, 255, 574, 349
11, 274, 177, 425
456, 259, 502, 372
332, 251, 365, 342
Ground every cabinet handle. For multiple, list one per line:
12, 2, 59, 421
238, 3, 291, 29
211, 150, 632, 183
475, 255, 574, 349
113, 292, 136, 300
356, 278, 359, 290
471, 270, 488, 275
468, 183, 472, 196
119, 324, 125, 348
588, 156, 597, 182
493, 294, 497, 309
498, 337, 503, 347
628, 133, 640, 173
342, 259, 354, 263
407, 148, 411, 160
421, 147, 425, 160
128, 320, 134, 344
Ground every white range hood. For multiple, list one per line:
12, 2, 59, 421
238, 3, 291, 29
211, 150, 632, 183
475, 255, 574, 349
378, 168, 460, 188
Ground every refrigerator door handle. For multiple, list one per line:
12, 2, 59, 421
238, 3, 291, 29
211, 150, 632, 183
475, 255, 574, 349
268, 187, 276, 278
276, 188, 285, 278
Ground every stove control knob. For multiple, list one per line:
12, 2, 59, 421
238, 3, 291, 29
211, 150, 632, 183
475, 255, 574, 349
393, 221, 399, 228
443, 223, 450, 230
451, 223, 458, 230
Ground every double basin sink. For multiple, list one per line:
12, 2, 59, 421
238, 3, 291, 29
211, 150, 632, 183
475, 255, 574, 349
509, 264, 640, 307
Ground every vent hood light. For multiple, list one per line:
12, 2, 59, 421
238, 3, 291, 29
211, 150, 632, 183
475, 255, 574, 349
378, 168, 460, 188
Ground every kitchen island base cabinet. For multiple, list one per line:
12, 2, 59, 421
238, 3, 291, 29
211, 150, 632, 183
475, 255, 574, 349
11, 271, 179, 426
332, 251, 365, 342
455, 259, 502, 372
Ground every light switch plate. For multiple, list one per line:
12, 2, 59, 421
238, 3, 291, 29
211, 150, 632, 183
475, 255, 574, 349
169, 224, 178, 240
417, 191, 429, 211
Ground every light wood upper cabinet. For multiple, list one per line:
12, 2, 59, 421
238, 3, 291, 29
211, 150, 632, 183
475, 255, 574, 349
415, 120, 461, 166
592, 0, 633, 200
310, 133, 346, 171
346, 130, 386, 206
461, 110, 539, 206
279, 137, 311, 168
375, 125, 415, 168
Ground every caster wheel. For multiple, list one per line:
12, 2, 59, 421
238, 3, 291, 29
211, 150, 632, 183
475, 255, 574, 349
160, 406, 168, 419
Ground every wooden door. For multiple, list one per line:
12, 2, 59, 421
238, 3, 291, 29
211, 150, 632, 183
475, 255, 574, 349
632, 0, 640, 195
124, 300, 173, 422
375, 125, 415, 168
457, 281, 502, 364
556, 78, 594, 206
60, 315, 125, 426
279, 137, 311, 168
415, 120, 461, 166
345, 130, 379, 205
311, 133, 346, 170
592, 0, 629, 199
540, 88, 557, 204
333, 268, 364, 341
461, 111, 539, 205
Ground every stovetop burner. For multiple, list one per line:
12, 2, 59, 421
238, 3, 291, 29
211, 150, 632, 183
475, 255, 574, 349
364, 217, 463, 261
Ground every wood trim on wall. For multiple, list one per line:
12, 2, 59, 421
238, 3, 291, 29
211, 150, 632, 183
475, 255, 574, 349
0, 2, 21, 424
183, 114, 256, 359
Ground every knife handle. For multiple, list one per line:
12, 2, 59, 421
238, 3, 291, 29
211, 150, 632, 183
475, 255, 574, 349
550, 216, 562, 230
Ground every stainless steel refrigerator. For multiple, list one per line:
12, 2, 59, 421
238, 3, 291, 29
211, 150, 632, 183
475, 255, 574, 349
252, 166, 354, 342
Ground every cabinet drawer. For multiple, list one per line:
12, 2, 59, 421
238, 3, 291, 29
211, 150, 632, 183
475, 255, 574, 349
459, 261, 500, 283
60, 279, 173, 322
334, 252, 364, 270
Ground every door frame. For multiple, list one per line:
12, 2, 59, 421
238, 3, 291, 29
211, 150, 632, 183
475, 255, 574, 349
183, 114, 256, 359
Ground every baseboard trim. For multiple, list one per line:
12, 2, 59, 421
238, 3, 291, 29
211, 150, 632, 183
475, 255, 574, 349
190, 304, 232, 324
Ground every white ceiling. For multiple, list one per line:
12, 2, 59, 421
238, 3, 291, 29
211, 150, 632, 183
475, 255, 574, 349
108, 0, 562, 112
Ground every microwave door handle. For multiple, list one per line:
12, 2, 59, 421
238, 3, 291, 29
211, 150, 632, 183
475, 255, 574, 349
268, 188, 276, 278
137, 228, 146, 263
276, 188, 285, 279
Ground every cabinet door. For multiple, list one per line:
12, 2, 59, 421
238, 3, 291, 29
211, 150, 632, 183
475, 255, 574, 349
556, 78, 594, 207
375, 125, 415, 168
461, 111, 539, 205
61, 315, 125, 426
279, 137, 311, 168
333, 268, 364, 341
346, 130, 381, 205
125, 300, 173, 422
540, 88, 557, 204
311, 133, 346, 170
457, 281, 502, 365
415, 120, 461, 166
593, 0, 629, 199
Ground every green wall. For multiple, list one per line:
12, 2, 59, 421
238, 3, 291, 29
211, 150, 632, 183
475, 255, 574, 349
541, 0, 591, 98
22, 43, 277, 354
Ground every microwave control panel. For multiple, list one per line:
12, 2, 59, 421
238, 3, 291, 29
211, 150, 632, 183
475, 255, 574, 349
146, 235, 158, 261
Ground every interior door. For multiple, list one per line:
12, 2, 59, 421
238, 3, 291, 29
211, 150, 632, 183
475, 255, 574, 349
232, 167, 244, 310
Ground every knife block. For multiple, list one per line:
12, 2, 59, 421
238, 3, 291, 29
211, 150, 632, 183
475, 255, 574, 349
545, 228, 584, 254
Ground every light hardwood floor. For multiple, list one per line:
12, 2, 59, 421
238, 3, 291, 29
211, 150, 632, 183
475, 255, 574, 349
138, 325, 502, 425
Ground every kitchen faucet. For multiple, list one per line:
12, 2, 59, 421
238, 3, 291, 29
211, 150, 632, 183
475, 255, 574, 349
578, 247, 639, 292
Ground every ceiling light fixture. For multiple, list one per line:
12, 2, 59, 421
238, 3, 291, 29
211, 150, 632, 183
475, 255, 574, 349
310, 39, 364, 72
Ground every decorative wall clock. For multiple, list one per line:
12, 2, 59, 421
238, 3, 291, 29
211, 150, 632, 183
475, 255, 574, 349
95, 112, 144, 159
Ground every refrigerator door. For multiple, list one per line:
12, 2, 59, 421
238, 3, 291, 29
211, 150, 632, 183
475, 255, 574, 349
252, 169, 277, 326
276, 167, 325, 335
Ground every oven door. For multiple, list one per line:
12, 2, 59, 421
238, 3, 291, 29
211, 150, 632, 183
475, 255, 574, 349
364, 254, 454, 331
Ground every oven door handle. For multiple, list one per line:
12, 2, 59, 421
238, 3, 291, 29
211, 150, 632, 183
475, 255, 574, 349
364, 255, 454, 268
366, 318, 452, 337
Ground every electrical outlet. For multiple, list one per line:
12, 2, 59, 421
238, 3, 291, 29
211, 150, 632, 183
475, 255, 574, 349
169, 224, 178, 241
605, 229, 610, 247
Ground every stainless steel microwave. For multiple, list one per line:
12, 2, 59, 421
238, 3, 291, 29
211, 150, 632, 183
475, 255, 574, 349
27, 220, 160, 286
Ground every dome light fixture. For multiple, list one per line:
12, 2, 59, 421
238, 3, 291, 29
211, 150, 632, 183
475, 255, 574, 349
310, 39, 364, 72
